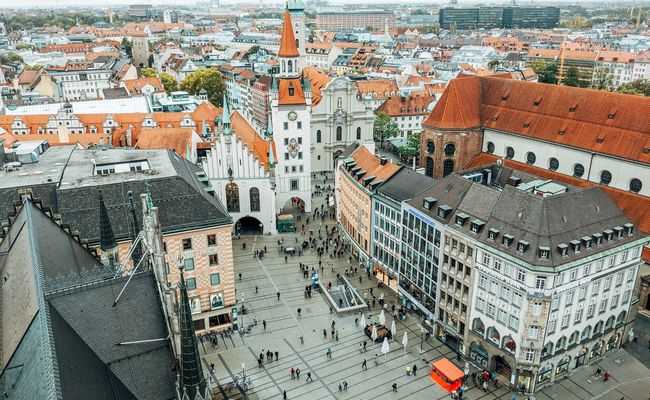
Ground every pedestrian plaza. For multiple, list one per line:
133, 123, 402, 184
200, 178, 650, 400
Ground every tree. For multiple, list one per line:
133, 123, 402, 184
398, 132, 421, 164
160, 72, 178, 94
24, 64, 43, 71
244, 45, 261, 61
617, 79, 650, 96
180, 68, 225, 106
373, 112, 399, 149
140, 67, 157, 78
592, 67, 613, 91
528, 60, 558, 84
121, 37, 133, 58
147, 54, 154, 68
563, 66, 582, 87
0, 53, 22, 64
412, 9, 430, 16
488, 60, 502, 71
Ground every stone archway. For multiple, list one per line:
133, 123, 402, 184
235, 216, 263, 235
492, 355, 511, 379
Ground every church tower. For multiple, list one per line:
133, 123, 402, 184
288, 0, 306, 66
270, 7, 312, 213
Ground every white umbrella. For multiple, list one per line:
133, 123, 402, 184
381, 336, 390, 360
360, 314, 366, 331
371, 324, 378, 348
390, 319, 397, 342
402, 332, 408, 354
379, 309, 386, 326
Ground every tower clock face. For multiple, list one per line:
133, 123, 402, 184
294, 22, 300, 29
288, 111, 298, 121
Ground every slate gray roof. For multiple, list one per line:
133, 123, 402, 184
0, 199, 176, 400
377, 168, 436, 202
409, 169, 643, 268
0, 147, 232, 243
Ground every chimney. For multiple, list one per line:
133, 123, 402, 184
380, 157, 388, 166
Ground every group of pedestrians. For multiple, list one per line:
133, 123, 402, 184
257, 349, 279, 368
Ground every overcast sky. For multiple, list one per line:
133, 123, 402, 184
0, 0, 573, 10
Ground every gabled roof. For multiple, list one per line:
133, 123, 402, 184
422, 75, 481, 130
136, 127, 198, 159
278, 9, 299, 58
346, 145, 400, 189
302, 67, 330, 107
123, 77, 164, 94
230, 111, 276, 170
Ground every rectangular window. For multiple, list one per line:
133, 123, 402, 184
182, 238, 192, 250
532, 302, 542, 316
561, 313, 569, 328
486, 303, 496, 317
284, 153, 289, 160
298, 151, 303, 159
616, 272, 623, 286
207, 234, 217, 246
583, 264, 591, 276
482, 253, 491, 266
209, 254, 219, 266
284, 138, 289, 145
574, 308, 583, 323
297, 121, 302, 129
290, 179, 299, 190
283, 122, 288, 130
608, 256, 615, 267
498, 308, 508, 324
525, 349, 535, 362
476, 297, 485, 311
528, 326, 539, 339
604, 277, 611, 290
592, 281, 600, 295
535, 276, 547, 289
565, 290, 574, 305
596, 259, 604, 272
516, 269, 526, 283
478, 274, 488, 289
210, 273, 221, 285
493, 258, 502, 272
500, 286, 512, 302
512, 292, 523, 308
599, 298, 607, 312
509, 315, 519, 330
627, 268, 635, 282
578, 286, 587, 300
569, 269, 577, 280
551, 296, 559, 310
587, 301, 595, 318
186, 278, 197, 291
489, 280, 499, 294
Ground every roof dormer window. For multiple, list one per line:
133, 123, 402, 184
558, 243, 569, 257
570, 239, 581, 253
582, 236, 592, 249
488, 228, 499, 241
455, 212, 469, 226
470, 219, 485, 234
423, 196, 437, 210
538, 246, 550, 259
517, 240, 529, 253
502, 234, 513, 247
438, 205, 452, 219
604, 229, 614, 241
614, 226, 624, 239
593, 232, 603, 245
624, 223, 634, 236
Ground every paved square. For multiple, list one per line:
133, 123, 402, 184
199, 179, 650, 400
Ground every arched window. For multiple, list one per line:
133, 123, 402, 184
573, 163, 585, 178
616, 310, 627, 327
630, 178, 642, 193
526, 152, 536, 165
444, 143, 456, 156
593, 321, 603, 335
288, 60, 293, 73
427, 140, 435, 154
337, 97, 343, 109
503, 336, 516, 353
316, 130, 322, 143
472, 318, 485, 335
226, 182, 240, 212
295, 38, 299, 49
549, 157, 559, 171
581, 326, 591, 341
426, 157, 434, 177
443, 159, 454, 177
356, 127, 361, 140
541, 342, 554, 358
249, 187, 260, 212
505, 146, 515, 159
487, 141, 495, 154
487, 327, 501, 344
556, 336, 566, 351
336, 126, 342, 141
605, 316, 615, 330
600, 170, 612, 185
282, 60, 286, 72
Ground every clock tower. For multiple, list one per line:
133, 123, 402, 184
270, 7, 312, 213
288, 0, 305, 67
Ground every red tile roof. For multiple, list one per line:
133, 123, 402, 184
278, 9, 299, 58
376, 93, 436, 117
349, 145, 400, 186
278, 78, 305, 106
425, 75, 650, 163
230, 111, 276, 170
136, 127, 197, 158
302, 67, 330, 107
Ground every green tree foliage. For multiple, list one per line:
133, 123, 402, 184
398, 132, 421, 162
592, 67, 613, 91
563, 66, 583, 87
140, 67, 157, 78
121, 38, 133, 58
373, 112, 399, 149
243, 45, 261, 61
160, 72, 178, 94
617, 79, 650, 96
411, 9, 430, 15
180, 68, 225, 106
0, 53, 23, 64
528, 60, 558, 84
24, 64, 43, 71
0, 13, 99, 31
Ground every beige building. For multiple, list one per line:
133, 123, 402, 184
316, 10, 395, 31
336, 144, 399, 265
131, 33, 151, 67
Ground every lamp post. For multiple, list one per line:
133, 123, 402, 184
419, 325, 425, 354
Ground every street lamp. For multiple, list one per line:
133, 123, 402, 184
419, 325, 425, 354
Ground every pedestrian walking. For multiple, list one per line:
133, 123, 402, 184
285, 255, 288, 263
239, 273, 242, 281
343, 381, 348, 391
258, 358, 262, 368
359, 342, 363, 353
300, 335, 304, 344
604, 371, 610, 381
277, 291, 281, 301
255, 285, 259, 294
355, 317, 359, 326
338, 383, 342, 392
362, 359, 367, 370
323, 329, 327, 339
331, 329, 335, 338
290, 367, 295, 379
329, 306, 333, 314
482, 381, 488, 392
374, 353, 379, 365
296, 368, 301, 379
335, 330, 339, 341
412, 364, 417, 375
275, 351, 279, 361
306, 372, 313, 382
283, 390, 287, 399
263, 320, 267, 330
326, 348, 332, 359
363, 340, 367, 352
297, 308, 302, 317
392, 383, 398, 392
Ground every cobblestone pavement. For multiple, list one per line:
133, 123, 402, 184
199, 176, 650, 400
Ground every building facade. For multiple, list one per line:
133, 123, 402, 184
316, 10, 395, 31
